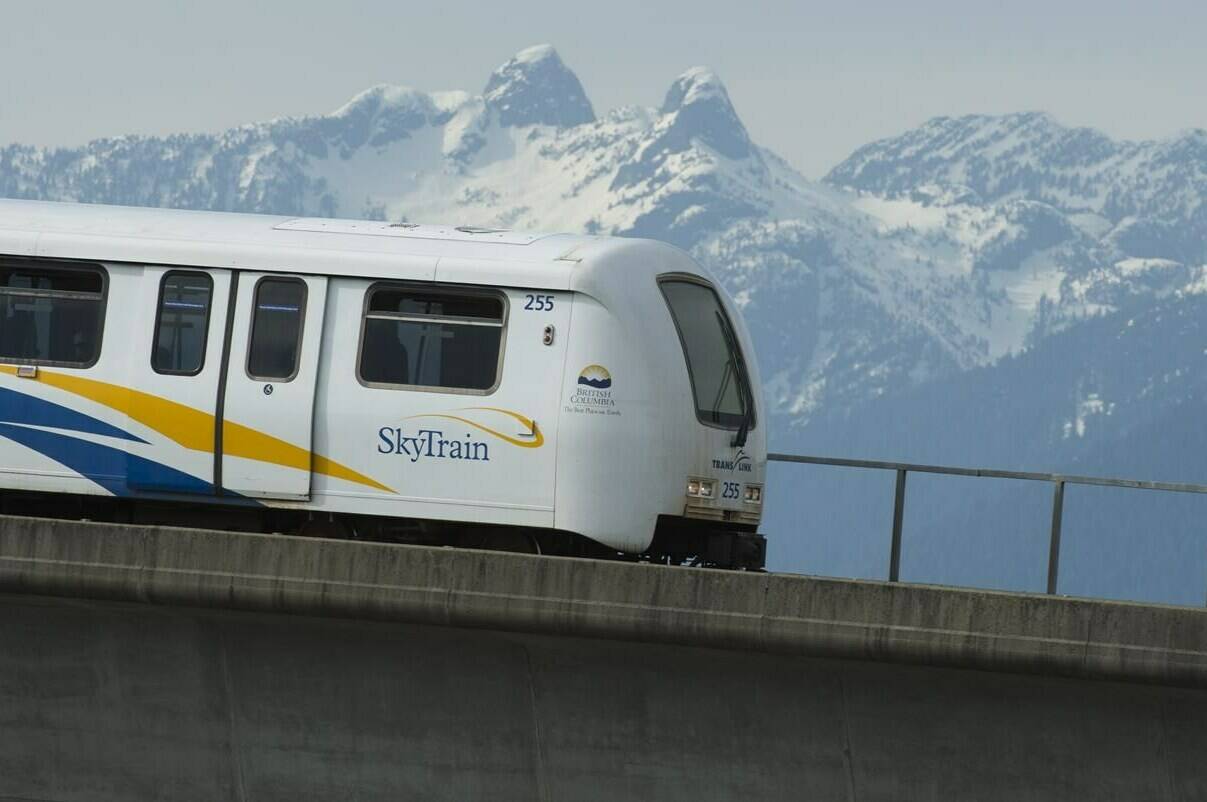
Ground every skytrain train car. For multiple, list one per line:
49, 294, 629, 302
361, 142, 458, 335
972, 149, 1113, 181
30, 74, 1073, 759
0, 199, 766, 568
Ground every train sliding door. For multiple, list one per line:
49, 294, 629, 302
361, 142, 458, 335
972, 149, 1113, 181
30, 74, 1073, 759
127, 267, 232, 494
219, 272, 327, 500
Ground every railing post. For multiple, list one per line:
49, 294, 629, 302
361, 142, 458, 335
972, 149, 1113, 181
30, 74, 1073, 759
1047, 480, 1065, 595
889, 469, 907, 582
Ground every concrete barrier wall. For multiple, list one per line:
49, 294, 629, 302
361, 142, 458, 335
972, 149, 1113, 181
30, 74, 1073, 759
0, 515, 1205, 686
0, 593, 1204, 802
0, 516, 1206, 800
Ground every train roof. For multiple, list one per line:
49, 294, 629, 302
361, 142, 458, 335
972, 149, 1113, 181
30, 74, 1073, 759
0, 199, 685, 291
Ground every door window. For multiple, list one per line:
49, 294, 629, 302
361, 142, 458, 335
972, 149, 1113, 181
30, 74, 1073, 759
152, 271, 213, 375
246, 278, 306, 381
358, 285, 505, 393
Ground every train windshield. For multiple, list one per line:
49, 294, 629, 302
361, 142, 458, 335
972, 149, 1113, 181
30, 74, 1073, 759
659, 278, 754, 433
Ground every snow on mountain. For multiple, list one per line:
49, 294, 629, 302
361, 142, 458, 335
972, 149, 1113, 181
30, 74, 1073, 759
0, 46, 969, 426
0, 48, 1202, 438
827, 112, 1207, 265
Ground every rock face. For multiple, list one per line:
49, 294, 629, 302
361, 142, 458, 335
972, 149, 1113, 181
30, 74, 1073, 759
658, 67, 753, 161
608, 67, 768, 247
482, 44, 595, 128
325, 85, 460, 153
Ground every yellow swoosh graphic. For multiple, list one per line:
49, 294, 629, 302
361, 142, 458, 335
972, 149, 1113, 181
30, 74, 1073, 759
0, 366, 393, 493
405, 407, 545, 449
222, 420, 393, 493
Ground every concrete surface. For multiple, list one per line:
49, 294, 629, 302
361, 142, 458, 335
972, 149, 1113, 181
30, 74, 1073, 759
0, 515, 1205, 686
0, 515, 1205, 800
0, 594, 1204, 801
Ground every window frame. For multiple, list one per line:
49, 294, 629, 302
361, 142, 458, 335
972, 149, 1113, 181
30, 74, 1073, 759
355, 281, 509, 396
245, 275, 308, 383
657, 273, 756, 432
0, 257, 108, 369
150, 269, 215, 377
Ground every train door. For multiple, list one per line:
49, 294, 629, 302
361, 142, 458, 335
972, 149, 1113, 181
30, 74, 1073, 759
128, 267, 232, 494
219, 272, 328, 500
348, 282, 570, 522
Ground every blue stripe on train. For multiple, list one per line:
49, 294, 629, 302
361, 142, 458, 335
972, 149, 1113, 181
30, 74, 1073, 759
0, 422, 212, 497
0, 386, 146, 443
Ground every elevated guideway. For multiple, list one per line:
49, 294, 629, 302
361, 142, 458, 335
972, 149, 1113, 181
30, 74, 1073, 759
0, 515, 1205, 801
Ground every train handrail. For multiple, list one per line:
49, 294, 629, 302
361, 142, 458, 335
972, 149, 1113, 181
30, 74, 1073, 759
767, 452, 1207, 597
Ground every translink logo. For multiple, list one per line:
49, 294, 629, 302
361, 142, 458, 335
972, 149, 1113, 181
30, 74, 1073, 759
712, 449, 752, 473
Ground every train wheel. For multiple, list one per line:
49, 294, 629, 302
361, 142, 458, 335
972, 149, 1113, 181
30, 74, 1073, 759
486, 528, 542, 555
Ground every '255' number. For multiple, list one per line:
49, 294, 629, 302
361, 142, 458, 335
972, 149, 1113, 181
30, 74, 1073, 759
722, 481, 741, 500
524, 294, 554, 311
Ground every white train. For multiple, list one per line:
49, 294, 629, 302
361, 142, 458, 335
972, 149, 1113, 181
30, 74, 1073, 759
0, 200, 766, 568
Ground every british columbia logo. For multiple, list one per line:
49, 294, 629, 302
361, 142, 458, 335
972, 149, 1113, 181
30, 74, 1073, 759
567, 364, 619, 415
577, 364, 612, 389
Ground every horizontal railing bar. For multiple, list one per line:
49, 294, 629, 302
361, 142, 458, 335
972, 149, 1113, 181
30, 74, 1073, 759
767, 453, 1207, 496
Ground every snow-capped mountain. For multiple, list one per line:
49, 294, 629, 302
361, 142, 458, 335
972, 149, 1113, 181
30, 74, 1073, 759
0, 44, 1001, 426
1, 44, 1202, 432
827, 112, 1207, 339
1, 45, 1205, 592
827, 111, 1207, 265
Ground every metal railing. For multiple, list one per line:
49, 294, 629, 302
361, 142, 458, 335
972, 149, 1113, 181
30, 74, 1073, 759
768, 453, 1207, 596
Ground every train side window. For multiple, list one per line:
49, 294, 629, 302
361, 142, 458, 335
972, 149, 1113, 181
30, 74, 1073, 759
152, 271, 213, 375
0, 259, 107, 368
246, 278, 307, 381
358, 285, 506, 393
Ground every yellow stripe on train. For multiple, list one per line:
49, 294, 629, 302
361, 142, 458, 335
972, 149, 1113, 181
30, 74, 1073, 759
404, 407, 545, 449
0, 366, 393, 493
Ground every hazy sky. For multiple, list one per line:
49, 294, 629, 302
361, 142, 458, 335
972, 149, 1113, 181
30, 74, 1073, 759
1, 0, 1204, 177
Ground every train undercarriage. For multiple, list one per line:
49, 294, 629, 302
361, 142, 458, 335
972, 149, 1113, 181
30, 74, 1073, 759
0, 490, 767, 571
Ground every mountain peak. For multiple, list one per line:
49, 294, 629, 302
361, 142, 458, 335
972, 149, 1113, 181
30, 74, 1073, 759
512, 43, 557, 64
324, 84, 448, 151
328, 84, 438, 127
483, 44, 595, 128
657, 67, 751, 160
924, 111, 1068, 140
661, 67, 727, 114
825, 110, 1123, 200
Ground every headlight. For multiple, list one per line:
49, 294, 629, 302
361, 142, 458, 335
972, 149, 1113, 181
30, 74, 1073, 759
686, 477, 716, 498
744, 484, 763, 504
